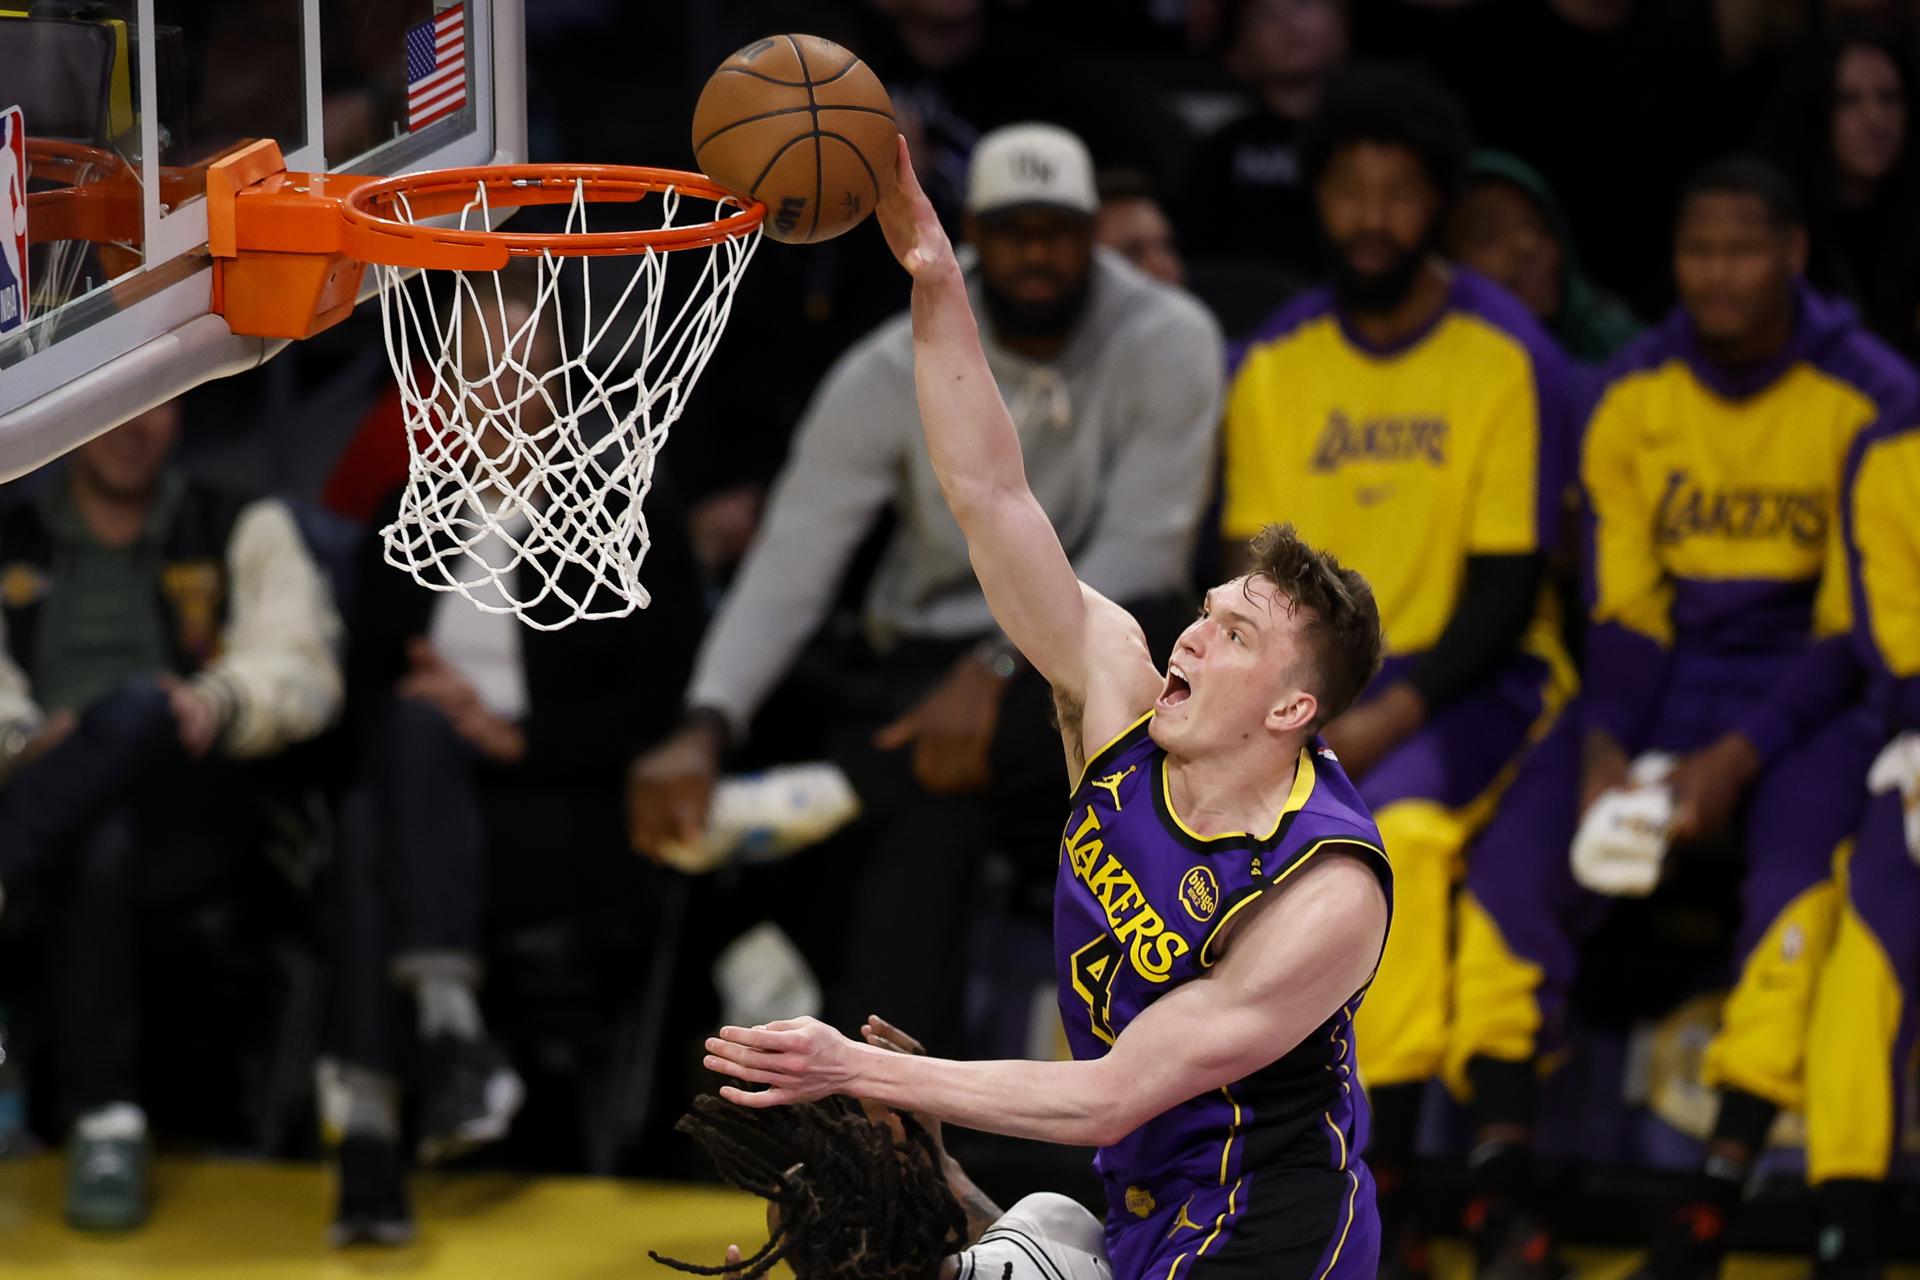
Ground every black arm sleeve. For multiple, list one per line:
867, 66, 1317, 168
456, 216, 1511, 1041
1405, 553, 1545, 712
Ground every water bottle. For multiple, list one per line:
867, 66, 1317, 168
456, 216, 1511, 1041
0, 1004, 29, 1157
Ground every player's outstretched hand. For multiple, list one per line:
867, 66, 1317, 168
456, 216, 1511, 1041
875, 135, 958, 283
705, 1016, 858, 1109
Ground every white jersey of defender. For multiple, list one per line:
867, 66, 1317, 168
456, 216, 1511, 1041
954, 1193, 1112, 1280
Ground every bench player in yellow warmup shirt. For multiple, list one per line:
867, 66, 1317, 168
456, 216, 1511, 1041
1801, 409, 1920, 1280
1452, 159, 1916, 1280
1219, 69, 1578, 1272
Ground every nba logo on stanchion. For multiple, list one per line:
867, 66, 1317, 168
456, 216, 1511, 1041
0, 105, 27, 336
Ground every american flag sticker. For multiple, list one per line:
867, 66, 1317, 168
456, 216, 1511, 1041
406, 3, 468, 132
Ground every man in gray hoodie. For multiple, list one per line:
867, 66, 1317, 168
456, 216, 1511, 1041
628, 122, 1224, 1052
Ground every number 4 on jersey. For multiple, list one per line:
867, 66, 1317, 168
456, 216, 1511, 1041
1069, 934, 1121, 1045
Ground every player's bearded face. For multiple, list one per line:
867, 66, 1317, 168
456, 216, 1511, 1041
1152, 578, 1313, 756
1316, 143, 1443, 314
973, 209, 1097, 340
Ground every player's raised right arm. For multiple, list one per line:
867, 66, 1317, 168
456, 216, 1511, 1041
874, 137, 1097, 701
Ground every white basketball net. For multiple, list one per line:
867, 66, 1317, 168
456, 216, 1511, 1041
372, 178, 760, 629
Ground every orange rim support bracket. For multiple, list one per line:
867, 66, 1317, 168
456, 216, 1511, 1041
209, 140, 380, 340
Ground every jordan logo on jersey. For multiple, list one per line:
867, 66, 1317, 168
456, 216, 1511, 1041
1309, 409, 1449, 472
1093, 766, 1136, 810
1167, 1199, 1205, 1236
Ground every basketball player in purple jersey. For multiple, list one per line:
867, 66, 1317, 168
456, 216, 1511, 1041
705, 140, 1394, 1280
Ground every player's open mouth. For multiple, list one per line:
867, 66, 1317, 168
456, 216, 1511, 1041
1159, 663, 1192, 709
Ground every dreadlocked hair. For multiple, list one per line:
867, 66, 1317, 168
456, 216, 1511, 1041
648, 1094, 968, 1280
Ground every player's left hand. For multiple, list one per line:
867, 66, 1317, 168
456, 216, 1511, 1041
1667, 731, 1760, 842
873, 655, 1009, 795
875, 135, 958, 283
705, 1016, 859, 1108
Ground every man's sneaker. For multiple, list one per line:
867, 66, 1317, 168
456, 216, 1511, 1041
1468, 1199, 1566, 1280
66, 1104, 151, 1232
1627, 1203, 1732, 1280
330, 1135, 415, 1248
417, 1035, 523, 1165
658, 764, 861, 873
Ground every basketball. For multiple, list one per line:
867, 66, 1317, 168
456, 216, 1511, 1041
691, 35, 897, 245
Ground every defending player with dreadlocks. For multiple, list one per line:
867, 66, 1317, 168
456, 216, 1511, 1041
705, 138, 1394, 1280
653, 1018, 1111, 1280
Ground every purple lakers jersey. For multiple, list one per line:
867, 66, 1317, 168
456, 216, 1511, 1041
1054, 713, 1393, 1196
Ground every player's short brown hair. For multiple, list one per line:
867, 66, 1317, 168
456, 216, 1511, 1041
1244, 523, 1384, 728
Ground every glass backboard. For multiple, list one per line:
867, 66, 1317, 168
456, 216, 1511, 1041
0, 0, 525, 480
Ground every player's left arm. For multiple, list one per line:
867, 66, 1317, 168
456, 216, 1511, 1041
875, 139, 1164, 762
704, 851, 1387, 1148
1722, 494, 1866, 767
1671, 407, 1910, 836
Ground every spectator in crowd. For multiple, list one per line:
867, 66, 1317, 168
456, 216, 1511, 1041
1759, 22, 1920, 361
665, 205, 908, 583
627, 122, 1223, 1057
1217, 67, 1577, 1274
1355, 0, 1764, 317
1183, 0, 1349, 278
1094, 170, 1187, 288
1803, 408, 1920, 1280
1446, 150, 1641, 366
0, 402, 344, 1231
1448, 158, 1917, 1280
320, 274, 706, 1244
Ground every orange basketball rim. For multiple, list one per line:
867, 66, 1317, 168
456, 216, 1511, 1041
206, 139, 766, 340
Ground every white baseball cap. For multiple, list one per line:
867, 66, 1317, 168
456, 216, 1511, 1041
966, 123, 1098, 219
